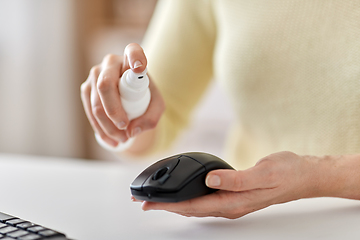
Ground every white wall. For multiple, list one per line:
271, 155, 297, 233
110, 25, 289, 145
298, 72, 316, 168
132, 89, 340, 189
0, 1, 84, 158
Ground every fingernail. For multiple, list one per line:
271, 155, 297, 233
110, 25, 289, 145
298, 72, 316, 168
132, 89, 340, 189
117, 121, 127, 130
133, 60, 143, 69
206, 175, 221, 187
131, 127, 142, 138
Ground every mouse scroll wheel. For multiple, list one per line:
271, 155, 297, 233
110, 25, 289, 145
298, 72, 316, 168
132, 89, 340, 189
152, 167, 168, 180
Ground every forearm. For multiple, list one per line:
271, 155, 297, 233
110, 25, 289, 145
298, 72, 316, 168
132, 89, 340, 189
308, 154, 360, 200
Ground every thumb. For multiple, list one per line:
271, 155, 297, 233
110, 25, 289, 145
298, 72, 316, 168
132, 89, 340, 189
205, 168, 269, 192
123, 43, 147, 74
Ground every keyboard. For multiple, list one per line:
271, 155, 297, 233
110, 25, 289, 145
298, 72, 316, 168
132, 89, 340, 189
0, 212, 70, 240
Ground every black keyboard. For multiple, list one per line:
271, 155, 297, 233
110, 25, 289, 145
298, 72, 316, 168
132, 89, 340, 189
0, 212, 70, 240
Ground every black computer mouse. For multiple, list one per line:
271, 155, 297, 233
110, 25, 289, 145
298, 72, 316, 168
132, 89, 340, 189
130, 152, 235, 202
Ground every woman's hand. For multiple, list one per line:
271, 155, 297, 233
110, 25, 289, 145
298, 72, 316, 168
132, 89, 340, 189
139, 151, 326, 219
80, 43, 165, 152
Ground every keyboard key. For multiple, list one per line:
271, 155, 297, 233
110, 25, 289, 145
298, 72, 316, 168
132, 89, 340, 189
0, 226, 17, 234
0, 213, 15, 222
39, 229, 65, 237
6, 218, 27, 226
28, 226, 45, 233
18, 234, 42, 240
6, 229, 28, 238
17, 222, 36, 229
38, 229, 57, 237
2, 237, 18, 240
0, 223, 7, 228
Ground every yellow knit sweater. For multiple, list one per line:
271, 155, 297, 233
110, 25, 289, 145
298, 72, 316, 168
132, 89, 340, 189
143, 0, 360, 169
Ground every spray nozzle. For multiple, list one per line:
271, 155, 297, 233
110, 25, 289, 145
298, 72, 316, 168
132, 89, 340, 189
124, 68, 149, 90
128, 68, 147, 80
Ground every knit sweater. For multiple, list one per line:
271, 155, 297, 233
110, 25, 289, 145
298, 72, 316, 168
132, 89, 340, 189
143, 0, 360, 169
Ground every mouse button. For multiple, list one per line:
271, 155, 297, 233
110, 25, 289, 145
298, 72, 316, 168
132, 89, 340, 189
182, 152, 218, 166
184, 152, 235, 171
130, 158, 172, 190
203, 160, 235, 171
158, 157, 206, 192
165, 158, 180, 173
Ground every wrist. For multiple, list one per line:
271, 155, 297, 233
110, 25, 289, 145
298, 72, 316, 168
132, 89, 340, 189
123, 129, 157, 156
306, 154, 360, 200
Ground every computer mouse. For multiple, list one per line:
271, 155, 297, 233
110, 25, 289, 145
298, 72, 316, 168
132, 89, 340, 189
130, 152, 235, 202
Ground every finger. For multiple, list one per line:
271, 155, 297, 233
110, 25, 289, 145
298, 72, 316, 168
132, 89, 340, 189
131, 196, 143, 203
81, 66, 119, 147
205, 166, 277, 192
125, 76, 165, 138
97, 54, 129, 129
142, 191, 228, 214
178, 212, 224, 218
142, 190, 272, 219
91, 85, 127, 145
91, 75, 128, 144
123, 43, 147, 73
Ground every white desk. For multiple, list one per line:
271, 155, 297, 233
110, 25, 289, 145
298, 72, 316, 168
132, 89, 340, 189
1, 154, 360, 240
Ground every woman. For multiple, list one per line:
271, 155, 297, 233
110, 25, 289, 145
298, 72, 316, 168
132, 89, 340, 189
81, 0, 360, 218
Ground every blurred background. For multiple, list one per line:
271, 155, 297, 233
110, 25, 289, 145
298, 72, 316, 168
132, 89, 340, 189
0, 0, 234, 161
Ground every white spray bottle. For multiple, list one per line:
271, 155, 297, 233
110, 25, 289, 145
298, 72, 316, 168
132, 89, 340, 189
95, 68, 151, 152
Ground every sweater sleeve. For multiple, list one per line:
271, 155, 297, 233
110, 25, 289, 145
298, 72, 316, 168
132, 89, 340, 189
141, 0, 216, 154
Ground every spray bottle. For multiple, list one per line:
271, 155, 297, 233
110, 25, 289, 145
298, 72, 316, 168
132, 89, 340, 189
95, 68, 151, 152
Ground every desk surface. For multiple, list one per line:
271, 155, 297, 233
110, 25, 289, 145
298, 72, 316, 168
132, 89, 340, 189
0, 154, 359, 240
